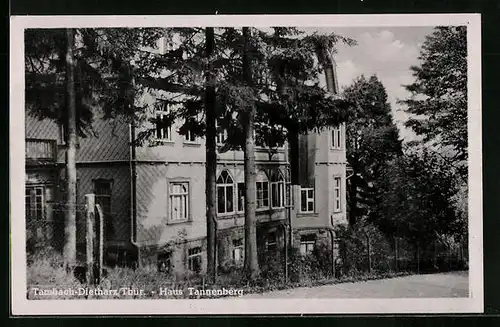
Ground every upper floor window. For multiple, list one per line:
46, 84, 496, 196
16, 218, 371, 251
333, 176, 341, 212
256, 171, 269, 209
155, 103, 173, 142
216, 170, 234, 215
270, 170, 285, 208
26, 139, 56, 161
300, 187, 315, 213
216, 119, 228, 145
169, 181, 189, 222
184, 128, 199, 144
331, 126, 342, 149
237, 182, 245, 212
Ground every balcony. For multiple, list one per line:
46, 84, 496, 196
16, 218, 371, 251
26, 139, 57, 163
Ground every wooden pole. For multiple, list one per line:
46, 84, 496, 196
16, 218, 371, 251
394, 236, 398, 273
366, 233, 371, 274
417, 241, 420, 274
96, 203, 104, 284
85, 194, 95, 285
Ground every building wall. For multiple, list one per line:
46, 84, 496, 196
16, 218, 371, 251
135, 162, 207, 246
134, 116, 287, 164
25, 110, 131, 163
292, 126, 348, 231
74, 164, 131, 246
134, 160, 288, 264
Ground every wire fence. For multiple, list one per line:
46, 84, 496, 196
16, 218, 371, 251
25, 200, 469, 296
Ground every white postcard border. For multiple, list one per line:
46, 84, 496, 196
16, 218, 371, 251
10, 13, 483, 315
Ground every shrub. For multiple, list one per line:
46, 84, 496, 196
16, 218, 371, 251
26, 247, 81, 300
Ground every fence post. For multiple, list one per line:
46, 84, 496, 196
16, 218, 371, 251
85, 194, 95, 285
95, 203, 104, 284
366, 233, 371, 274
417, 241, 420, 274
394, 236, 399, 273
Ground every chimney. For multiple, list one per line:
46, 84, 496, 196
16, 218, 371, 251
324, 55, 339, 95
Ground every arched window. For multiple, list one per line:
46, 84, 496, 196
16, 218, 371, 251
217, 170, 234, 214
256, 170, 269, 209
270, 170, 285, 208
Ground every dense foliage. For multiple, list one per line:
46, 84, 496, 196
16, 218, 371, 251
400, 26, 467, 178
343, 75, 402, 226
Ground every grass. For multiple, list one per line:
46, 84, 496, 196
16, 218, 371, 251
27, 256, 415, 299
26, 248, 465, 300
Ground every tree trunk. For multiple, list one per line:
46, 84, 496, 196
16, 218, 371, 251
204, 27, 217, 283
242, 27, 260, 280
63, 28, 77, 269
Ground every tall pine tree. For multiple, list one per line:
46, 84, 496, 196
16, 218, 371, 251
343, 75, 402, 226
399, 26, 467, 179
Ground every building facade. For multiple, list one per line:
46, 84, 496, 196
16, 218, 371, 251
24, 59, 347, 278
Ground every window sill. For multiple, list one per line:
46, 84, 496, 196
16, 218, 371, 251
298, 212, 319, 218
166, 219, 192, 225
183, 142, 201, 147
154, 139, 175, 144
217, 208, 286, 219
217, 211, 237, 218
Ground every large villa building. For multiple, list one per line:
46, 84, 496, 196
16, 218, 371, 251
25, 39, 348, 278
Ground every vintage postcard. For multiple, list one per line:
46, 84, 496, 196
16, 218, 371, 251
10, 14, 482, 315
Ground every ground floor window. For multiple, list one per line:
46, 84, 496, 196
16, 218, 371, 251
188, 247, 202, 273
232, 238, 244, 264
94, 179, 113, 239
25, 186, 45, 221
266, 231, 277, 251
300, 234, 316, 255
333, 176, 341, 212
25, 185, 54, 243
157, 251, 172, 274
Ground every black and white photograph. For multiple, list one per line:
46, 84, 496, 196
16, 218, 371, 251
10, 14, 482, 314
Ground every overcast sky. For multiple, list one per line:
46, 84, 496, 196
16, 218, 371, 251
304, 26, 435, 142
